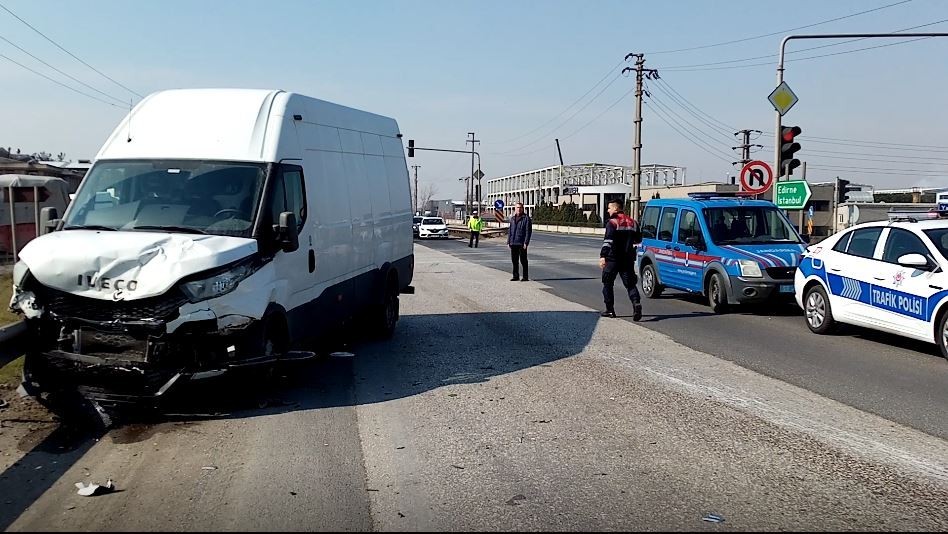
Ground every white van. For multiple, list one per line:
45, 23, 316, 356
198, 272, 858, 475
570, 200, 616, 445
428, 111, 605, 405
11, 89, 414, 414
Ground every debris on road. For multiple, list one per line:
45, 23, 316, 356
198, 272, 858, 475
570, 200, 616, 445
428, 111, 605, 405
702, 513, 725, 523
201, 466, 218, 471
75, 479, 115, 497
329, 352, 355, 358
451, 464, 465, 470
505, 494, 527, 506
0, 399, 8, 409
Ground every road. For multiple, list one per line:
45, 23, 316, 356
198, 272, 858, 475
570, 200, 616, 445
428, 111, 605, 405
422, 231, 948, 440
0, 240, 945, 531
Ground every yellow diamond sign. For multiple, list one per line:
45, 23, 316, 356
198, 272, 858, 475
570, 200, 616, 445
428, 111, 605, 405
768, 81, 798, 116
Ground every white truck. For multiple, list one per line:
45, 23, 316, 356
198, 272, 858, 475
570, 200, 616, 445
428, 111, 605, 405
11, 89, 414, 418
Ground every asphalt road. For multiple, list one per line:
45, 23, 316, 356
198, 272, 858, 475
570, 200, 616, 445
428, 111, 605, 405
421, 231, 948, 440
1, 241, 946, 531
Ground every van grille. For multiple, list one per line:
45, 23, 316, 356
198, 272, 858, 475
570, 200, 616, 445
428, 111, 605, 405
31, 283, 187, 323
766, 266, 796, 280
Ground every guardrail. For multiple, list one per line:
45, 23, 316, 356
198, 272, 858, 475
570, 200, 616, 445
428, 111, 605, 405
0, 320, 25, 368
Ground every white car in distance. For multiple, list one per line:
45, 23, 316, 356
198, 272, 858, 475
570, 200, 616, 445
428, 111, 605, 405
417, 217, 449, 239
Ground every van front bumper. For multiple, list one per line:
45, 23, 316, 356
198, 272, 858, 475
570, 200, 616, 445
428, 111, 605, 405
729, 274, 797, 303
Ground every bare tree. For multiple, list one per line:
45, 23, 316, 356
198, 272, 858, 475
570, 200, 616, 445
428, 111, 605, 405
419, 183, 438, 212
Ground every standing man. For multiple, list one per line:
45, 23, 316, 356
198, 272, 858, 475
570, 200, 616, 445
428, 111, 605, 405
468, 210, 483, 248
507, 202, 532, 281
599, 199, 643, 321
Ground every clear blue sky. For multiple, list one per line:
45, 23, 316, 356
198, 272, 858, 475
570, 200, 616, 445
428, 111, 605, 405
2, 0, 946, 198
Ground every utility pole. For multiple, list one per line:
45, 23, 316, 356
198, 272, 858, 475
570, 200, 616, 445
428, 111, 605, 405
623, 54, 658, 217
466, 132, 480, 217
732, 130, 763, 183
411, 164, 420, 214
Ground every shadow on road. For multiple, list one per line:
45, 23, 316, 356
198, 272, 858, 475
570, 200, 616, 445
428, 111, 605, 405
0, 310, 600, 527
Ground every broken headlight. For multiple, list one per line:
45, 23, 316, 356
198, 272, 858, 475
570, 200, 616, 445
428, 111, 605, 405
180, 261, 257, 303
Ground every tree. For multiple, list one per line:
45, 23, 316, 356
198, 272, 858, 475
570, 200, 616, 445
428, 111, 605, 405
419, 183, 438, 213
587, 210, 602, 225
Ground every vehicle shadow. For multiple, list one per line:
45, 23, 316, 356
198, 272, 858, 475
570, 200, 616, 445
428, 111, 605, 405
0, 310, 600, 526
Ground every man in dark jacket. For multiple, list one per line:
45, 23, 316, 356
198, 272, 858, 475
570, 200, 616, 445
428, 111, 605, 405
599, 199, 643, 320
507, 202, 532, 281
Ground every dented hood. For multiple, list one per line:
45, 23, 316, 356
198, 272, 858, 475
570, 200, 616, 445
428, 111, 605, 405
19, 230, 258, 300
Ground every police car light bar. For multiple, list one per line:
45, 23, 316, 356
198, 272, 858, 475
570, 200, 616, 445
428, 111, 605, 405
887, 208, 946, 222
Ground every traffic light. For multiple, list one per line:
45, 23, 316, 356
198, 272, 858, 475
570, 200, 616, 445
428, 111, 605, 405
779, 125, 802, 177
407, 139, 415, 158
836, 178, 854, 204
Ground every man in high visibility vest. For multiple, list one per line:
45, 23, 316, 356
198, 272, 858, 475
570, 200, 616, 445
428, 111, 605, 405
468, 211, 484, 248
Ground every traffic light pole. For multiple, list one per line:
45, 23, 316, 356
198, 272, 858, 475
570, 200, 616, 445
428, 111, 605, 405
774, 32, 948, 189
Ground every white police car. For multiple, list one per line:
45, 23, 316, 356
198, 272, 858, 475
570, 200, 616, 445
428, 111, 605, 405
795, 208, 948, 359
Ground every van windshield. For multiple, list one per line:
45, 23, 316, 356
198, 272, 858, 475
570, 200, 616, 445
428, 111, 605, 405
703, 206, 802, 245
63, 160, 266, 238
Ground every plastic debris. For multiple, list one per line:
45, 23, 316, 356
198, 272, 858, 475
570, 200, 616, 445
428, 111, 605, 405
329, 352, 355, 358
702, 513, 725, 523
201, 466, 218, 471
75, 479, 115, 497
0, 399, 8, 409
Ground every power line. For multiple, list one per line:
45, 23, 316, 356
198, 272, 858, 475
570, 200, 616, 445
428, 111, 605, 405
646, 88, 734, 150
1, 53, 122, 108
657, 18, 947, 70
495, 59, 625, 145
0, 33, 128, 105
495, 71, 622, 155
661, 34, 937, 72
804, 148, 948, 162
645, 0, 913, 55
652, 78, 738, 133
807, 163, 946, 175
0, 1, 143, 99
644, 90, 735, 165
649, 79, 734, 137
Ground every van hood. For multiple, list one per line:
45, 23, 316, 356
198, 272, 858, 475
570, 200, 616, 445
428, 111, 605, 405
19, 230, 258, 300
716, 243, 806, 268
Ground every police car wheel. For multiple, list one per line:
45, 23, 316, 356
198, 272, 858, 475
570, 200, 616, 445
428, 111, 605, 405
804, 285, 836, 335
708, 273, 728, 314
937, 312, 948, 361
641, 263, 663, 298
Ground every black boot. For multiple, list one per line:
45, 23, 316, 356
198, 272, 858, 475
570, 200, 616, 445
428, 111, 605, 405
600, 310, 616, 318
632, 305, 642, 322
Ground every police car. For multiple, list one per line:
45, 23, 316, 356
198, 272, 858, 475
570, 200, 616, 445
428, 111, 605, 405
795, 208, 948, 359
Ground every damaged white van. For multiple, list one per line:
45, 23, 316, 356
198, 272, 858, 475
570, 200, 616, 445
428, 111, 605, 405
11, 89, 414, 415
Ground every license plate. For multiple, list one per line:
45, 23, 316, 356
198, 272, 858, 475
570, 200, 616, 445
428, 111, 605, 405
779, 284, 795, 293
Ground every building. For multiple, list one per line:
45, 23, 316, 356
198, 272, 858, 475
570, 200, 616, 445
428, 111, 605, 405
486, 163, 686, 218
0, 157, 87, 193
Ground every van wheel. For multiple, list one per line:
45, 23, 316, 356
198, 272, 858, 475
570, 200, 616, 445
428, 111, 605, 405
708, 273, 729, 314
935, 310, 948, 360
641, 263, 663, 298
804, 285, 836, 335
372, 276, 399, 339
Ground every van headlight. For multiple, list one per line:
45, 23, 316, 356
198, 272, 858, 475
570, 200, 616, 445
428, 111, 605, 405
738, 259, 763, 278
180, 261, 257, 303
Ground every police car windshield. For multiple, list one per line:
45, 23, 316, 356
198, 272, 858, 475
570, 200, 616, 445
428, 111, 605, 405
703, 206, 802, 245
422, 218, 444, 225
923, 228, 948, 261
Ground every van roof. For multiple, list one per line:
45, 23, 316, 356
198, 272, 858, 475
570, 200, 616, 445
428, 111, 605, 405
645, 197, 777, 209
96, 89, 401, 163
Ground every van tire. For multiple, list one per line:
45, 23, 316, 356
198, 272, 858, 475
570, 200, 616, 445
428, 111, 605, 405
708, 272, 729, 314
641, 263, 663, 298
372, 275, 400, 339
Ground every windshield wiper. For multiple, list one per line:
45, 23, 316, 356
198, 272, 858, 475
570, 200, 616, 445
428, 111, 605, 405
132, 225, 207, 235
63, 224, 117, 231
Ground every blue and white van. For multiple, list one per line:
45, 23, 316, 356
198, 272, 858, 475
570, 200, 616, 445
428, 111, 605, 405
636, 193, 807, 313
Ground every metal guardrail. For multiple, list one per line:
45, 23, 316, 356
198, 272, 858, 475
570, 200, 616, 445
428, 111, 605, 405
0, 320, 26, 368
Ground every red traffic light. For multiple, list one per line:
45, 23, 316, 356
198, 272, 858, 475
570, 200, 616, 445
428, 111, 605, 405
782, 126, 802, 142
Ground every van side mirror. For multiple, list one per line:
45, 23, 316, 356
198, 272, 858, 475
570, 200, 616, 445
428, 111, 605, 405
684, 236, 705, 251
277, 212, 299, 252
39, 207, 60, 234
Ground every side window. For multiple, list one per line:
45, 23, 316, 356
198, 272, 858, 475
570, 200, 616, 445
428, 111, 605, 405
677, 210, 700, 243
269, 167, 306, 230
882, 228, 929, 264
832, 231, 853, 253
640, 206, 660, 239
845, 227, 883, 259
657, 208, 678, 242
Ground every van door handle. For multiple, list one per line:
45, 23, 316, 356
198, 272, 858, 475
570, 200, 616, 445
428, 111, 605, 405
664, 245, 672, 250
673, 246, 681, 252
931, 285, 944, 290
830, 268, 842, 272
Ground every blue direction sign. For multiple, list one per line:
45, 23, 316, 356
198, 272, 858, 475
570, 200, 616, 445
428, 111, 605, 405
494, 199, 505, 210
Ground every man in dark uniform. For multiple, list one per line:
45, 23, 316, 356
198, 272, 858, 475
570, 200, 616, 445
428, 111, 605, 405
599, 199, 643, 321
